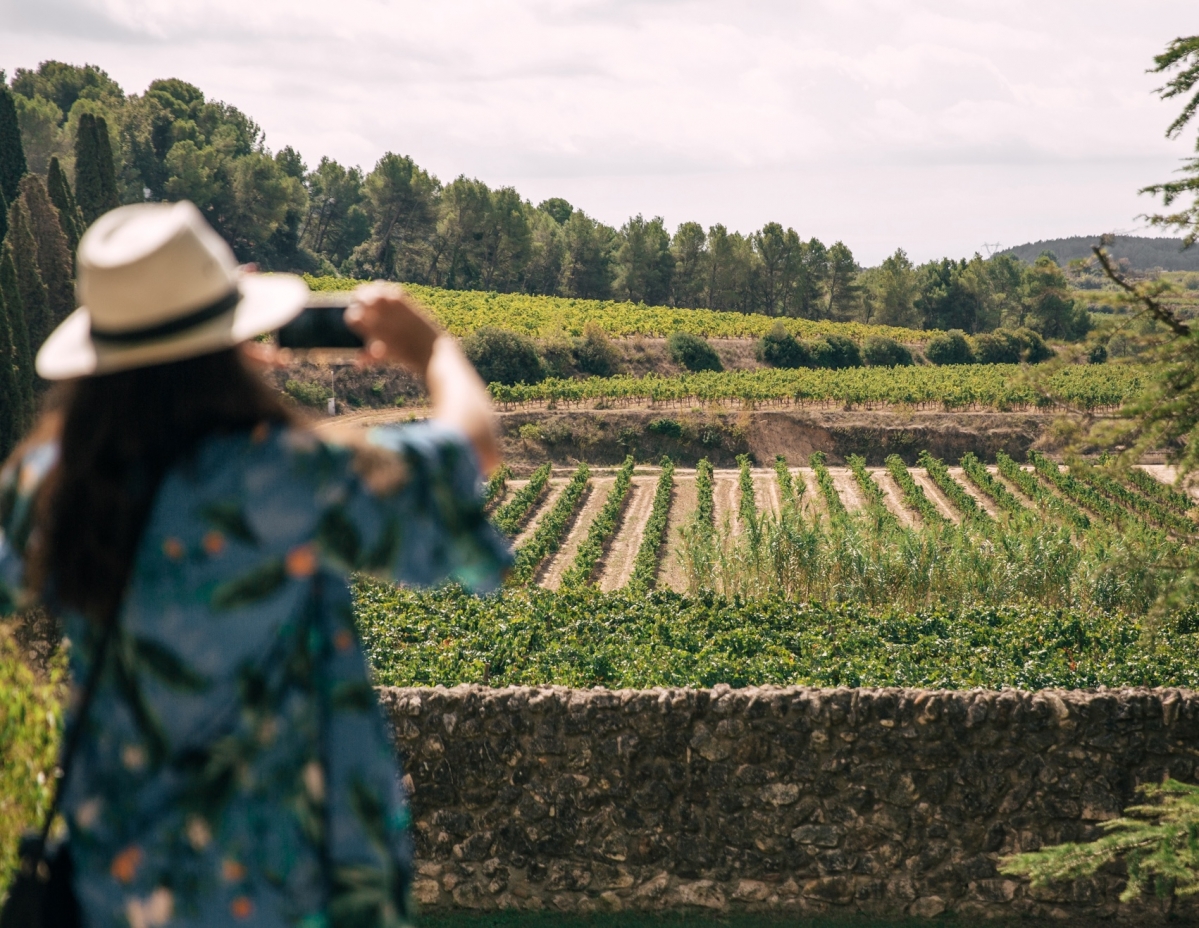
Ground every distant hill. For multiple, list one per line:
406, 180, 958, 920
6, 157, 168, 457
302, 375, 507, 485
998, 235, 1199, 271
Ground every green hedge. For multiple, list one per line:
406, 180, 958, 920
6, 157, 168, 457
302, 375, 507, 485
0, 629, 65, 899
354, 582, 1199, 691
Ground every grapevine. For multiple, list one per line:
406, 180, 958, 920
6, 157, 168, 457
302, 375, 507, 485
960, 453, 1026, 516
848, 454, 900, 529
1070, 460, 1194, 535
492, 462, 552, 536
996, 452, 1090, 531
1028, 452, 1136, 530
483, 464, 511, 510
508, 463, 590, 585
737, 454, 759, 537
1127, 467, 1196, 515
886, 455, 948, 527
809, 452, 848, 519
919, 451, 990, 524
561, 456, 636, 588
627, 459, 676, 593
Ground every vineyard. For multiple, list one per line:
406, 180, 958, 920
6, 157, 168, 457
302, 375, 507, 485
484, 363, 1144, 412
304, 276, 931, 342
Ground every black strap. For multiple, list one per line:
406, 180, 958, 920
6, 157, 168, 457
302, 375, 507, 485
89, 289, 241, 347
26, 617, 117, 866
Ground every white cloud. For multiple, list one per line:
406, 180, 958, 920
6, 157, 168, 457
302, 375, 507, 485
0, 0, 1191, 262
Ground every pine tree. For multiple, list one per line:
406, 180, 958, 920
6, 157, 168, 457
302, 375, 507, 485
74, 113, 104, 227
46, 156, 83, 254
19, 175, 74, 330
1, 242, 35, 429
0, 281, 23, 457
0, 87, 26, 205
5, 197, 52, 354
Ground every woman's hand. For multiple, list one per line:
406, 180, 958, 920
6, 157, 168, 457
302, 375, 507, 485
344, 283, 440, 375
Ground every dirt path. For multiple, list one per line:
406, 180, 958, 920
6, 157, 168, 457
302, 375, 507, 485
514, 479, 566, 547
1141, 465, 1199, 501
659, 471, 697, 593
911, 470, 961, 525
753, 470, 781, 519
541, 478, 614, 591
713, 473, 741, 535
872, 469, 920, 529
598, 476, 659, 592
829, 468, 865, 513
948, 467, 1001, 518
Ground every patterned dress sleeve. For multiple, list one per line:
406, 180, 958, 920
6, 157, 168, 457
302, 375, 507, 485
347, 420, 512, 592
0, 442, 59, 616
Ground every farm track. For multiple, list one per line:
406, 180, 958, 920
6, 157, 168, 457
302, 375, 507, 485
829, 468, 865, 513
949, 467, 1002, 517
659, 471, 698, 593
873, 469, 921, 529
713, 474, 741, 535
514, 479, 566, 546
541, 478, 615, 590
753, 470, 782, 518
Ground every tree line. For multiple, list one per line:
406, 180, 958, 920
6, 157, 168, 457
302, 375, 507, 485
4, 61, 1090, 337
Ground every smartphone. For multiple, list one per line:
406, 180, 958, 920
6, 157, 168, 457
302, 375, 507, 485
276, 294, 364, 349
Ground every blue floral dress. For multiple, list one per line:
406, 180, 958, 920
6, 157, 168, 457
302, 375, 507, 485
0, 421, 510, 928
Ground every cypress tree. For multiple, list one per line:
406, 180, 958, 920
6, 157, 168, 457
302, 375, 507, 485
0, 242, 35, 430
94, 116, 120, 214
19, 175, 74, 330
0, 186, 7, 249
75, 113, 104, 227
0, 281, 23, 457
5, 197, 52, 354
46, 156, 83, 253
0, 87, 26, 205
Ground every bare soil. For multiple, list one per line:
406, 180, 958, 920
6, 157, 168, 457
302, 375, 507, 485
911, 469, 961, 524
598, 476, 658, 592
658, 471, 698, 593
829, 468, 866, 513
514, 479, 566, 547
873, 470, 921, 529
948, 467, 1002, 518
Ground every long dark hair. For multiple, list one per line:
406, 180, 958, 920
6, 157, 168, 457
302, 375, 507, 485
28, 349, 294, 623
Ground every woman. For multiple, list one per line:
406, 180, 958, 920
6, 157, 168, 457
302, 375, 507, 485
0, 201, 510, 926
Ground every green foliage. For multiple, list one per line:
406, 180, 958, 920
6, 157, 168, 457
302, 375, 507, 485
0, 628, 66, 899
0, 284, 22, 457
509, 463, 590, 584
846, 454, 894, 524
1128, 467, 1195, 514
0, 243, 33, 431
0, 86, 27, 204
667, 331, 723, 372
572, 321, 619, 377
492, 463, 552, 536
45, 156, 82, 255
885, 454, 948, 527
861, 335, 913, 367
1070, 459, 1194, 535
807, 333, 861, 369
646, 417, 684, 439
810, 451, 847, 519
1002, 779, 1199, 904
774, 455, 797, 507
959, 452, 1026, 516
18, 174, 73, 331
482, 465, 511, 509
462, 326, 545, 386
562, 456, 635, 588
1142, 35, 1199, 246
1024, 255, 1090, 340
756, 323, 810, 368
73, 112, 119, 226
627, 459, 675, 593
488, 363, 1141, 412
355, 581, 1199, 690
919, 451, 990, 524
924, 329, 975, 365
1029, 451, 1136, 531
695, 458, 715, 527
283, 379, 330, 407
996, 452, 1090, 531
736, 454, 758, 540
5, 195, 51, 352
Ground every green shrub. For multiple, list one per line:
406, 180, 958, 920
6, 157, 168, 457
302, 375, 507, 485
1088, 343, 1108, 364
806, 334, 861, 369
284, 379, 331, 406
572, 322, 619, 377
647, 418, 684, 439
667, 332, 723, 372
972, 330, 1023, 365
755, 324, 811, 369
463, 326, 545, 386
924, 329, 975, 365
861, 335, 913, 367
0, 629, 65, 899
1012, 327, 1053, 363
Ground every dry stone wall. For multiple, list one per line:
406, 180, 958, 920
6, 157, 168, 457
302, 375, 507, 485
377, 685, 1199, 923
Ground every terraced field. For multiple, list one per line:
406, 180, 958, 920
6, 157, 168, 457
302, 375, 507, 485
490, 457, 1198, 594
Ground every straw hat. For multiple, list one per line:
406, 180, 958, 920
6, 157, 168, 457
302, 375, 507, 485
36, 201, 309, 380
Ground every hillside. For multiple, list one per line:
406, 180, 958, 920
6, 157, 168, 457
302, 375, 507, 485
1000, 235, 1199, 271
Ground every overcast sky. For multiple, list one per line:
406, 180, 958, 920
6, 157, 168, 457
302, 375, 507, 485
1, 0, 1194, 264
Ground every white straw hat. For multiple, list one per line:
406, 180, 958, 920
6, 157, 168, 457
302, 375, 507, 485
36, 201, 309, 380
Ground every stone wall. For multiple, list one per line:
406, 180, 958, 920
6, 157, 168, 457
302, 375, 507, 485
377, 685, 1199, 923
